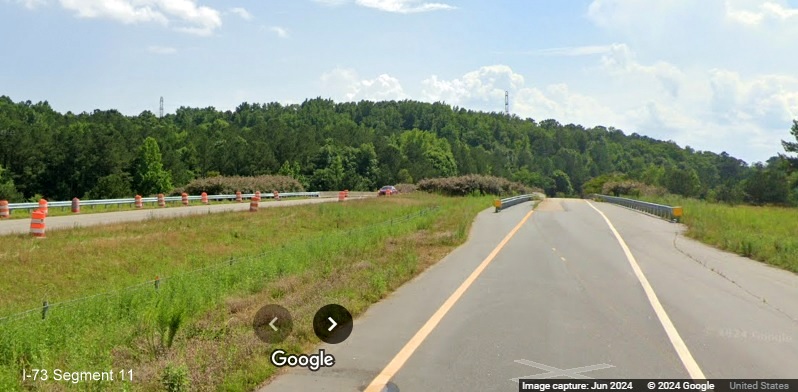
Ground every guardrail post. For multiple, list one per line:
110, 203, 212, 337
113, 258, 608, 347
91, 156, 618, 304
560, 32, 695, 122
158, 194, 166, 208
0, 200, 8, 219
71, 197, 80, 214
494, 199, 502, 213
672, 206, 683, 223
201, 192, 208, 205
135, 195, 143, 209
38, 199, 48, 216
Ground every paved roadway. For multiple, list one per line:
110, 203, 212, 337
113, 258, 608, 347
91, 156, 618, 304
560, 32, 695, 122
259, 198, 798, 391
0, 196, 370, 236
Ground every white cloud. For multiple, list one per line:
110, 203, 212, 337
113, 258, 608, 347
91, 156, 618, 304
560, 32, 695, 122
228, 7, 251, 21
599, 43, 684, 97
321, 68, 408, 101
421, 65, 524, 104
313, 0, 455, 13
269, 26, 289, 38
355, 0, 455, 13
726, 1, 798, 25
147, 45, 176, 54
56, 0, 222, 36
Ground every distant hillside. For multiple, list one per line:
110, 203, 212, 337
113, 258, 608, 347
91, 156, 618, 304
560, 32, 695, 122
0, 95, 792, 204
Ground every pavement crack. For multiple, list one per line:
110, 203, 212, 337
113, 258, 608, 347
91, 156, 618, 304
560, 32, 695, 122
671, 233, 798, 325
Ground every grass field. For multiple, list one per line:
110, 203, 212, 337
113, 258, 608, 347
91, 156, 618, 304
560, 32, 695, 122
0, 193, 492, 391
637, 195, 798, 273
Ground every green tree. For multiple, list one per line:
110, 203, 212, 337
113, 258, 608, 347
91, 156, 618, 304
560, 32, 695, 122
743, 164, 789, 205
132, 137, 173, 196
780, 119, 798, 170
86, 173, 133, 199
663, 166, 701, 197
0, 164, 21, 201
550, 170, 573, 197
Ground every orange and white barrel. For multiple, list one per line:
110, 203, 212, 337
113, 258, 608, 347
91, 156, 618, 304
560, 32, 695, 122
71, 197, 80, 213
338, 191, 345, 202
0, 200, 9, 219
274, 190, 280, 201
135, 195, 143, 209
158, 194, 166, 208
30, 210, 45, 238
201, 192, 208, 204
344, 189, 349, 198
236, 191, 242, 202
182, 192, 189, 206
254, 191, 261, 201
249, 198, 259, 212
38, 199, 48, 216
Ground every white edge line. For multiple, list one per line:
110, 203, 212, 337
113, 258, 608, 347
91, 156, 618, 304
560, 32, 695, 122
586, 201, 706, 379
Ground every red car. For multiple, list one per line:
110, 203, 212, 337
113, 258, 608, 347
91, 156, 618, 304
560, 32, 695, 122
378, 185, 398, 196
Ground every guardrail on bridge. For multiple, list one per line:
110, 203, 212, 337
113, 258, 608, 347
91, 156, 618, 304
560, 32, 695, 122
493, 194, 537, 212
590, 194, 682, 222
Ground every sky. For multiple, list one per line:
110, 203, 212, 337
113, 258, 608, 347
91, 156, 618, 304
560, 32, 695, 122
1, 0, 798, 163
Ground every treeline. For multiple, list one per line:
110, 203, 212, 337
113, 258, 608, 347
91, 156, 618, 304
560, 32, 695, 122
1, 95, 796, 205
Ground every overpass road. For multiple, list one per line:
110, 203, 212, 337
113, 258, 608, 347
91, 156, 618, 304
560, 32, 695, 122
259, 198, 798, 391
0, 195, 371, 236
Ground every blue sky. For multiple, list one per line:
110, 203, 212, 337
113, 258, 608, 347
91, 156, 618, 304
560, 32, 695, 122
2, 0, 798, 163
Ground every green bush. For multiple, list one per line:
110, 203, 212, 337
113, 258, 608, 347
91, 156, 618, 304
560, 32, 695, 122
160, 363, 191, 392
417, 175, 539, 196
394, 183, 417, 193
175, 175, 304, 196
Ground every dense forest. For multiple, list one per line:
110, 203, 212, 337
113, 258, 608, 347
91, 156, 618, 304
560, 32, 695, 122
1, 95, 797, 205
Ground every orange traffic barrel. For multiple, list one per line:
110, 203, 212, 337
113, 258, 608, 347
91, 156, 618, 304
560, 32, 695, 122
158, 194, 166, 208
71, 197, 80, 213
236, 191, 242, 202
338, 191, 345, 202
135, 195, 143, 209
0, 200, 8, 219
30, 210, 45, 238
344, 189, 349, 198
274, 190, 280, 201
249, 198, 259, 212
201, 192, 208, 204
254, 191, 261, 201
181, 192, 189, 206
38, 199, 48, 216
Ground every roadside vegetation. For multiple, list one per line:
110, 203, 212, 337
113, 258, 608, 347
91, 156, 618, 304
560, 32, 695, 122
418, 174, 540, 196
631, 195, 798, 274
0, 193, 492, 391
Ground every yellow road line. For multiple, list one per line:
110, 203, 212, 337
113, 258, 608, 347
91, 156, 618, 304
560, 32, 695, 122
363, 209, 535, 391
587, 201, 706, 379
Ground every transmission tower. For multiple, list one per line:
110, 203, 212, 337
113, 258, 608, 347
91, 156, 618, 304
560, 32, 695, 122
505, 91, 509, 116
159, 96, 164, 118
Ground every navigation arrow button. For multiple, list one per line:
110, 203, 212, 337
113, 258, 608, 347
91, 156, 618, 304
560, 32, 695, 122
269, 317, 279, 331
328, 317, 337, 331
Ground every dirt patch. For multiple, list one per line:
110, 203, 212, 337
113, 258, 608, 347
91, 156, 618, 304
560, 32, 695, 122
536, 199, 565, 212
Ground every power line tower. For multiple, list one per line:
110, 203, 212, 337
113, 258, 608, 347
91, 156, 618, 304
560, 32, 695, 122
505, 91, 509, 116
159, 96, 164, 118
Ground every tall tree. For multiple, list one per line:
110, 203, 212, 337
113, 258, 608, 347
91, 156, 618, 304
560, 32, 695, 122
132, 137, 173, 196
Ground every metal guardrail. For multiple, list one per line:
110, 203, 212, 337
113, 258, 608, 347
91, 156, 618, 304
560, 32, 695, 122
590, 194, 683, 222
6, 192, 321, 211
493, 194, 537, 212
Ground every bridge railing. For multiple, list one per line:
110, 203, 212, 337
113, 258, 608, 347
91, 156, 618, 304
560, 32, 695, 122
590, 194, 682, 222
493, 194, 537, 212
6, 192, 321, 212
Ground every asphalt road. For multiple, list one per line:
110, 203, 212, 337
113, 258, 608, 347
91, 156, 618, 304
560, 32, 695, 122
0, 196, 368, 236
259, 198, 798, 391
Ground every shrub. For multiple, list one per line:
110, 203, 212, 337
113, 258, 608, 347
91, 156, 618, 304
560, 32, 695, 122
174, 175, 304, 196
160, 363, 191, 392
417, 175, 540, 196
602, 180, 666, 198
394, 183, 417, 193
